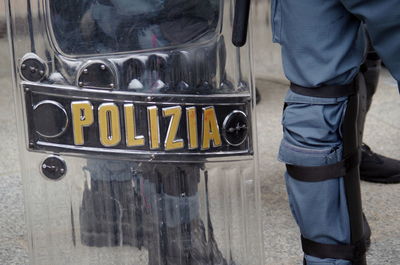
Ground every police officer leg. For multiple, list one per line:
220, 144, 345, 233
361, 38, 381, 114
271, 0, 371, 263
340, 0, 400, 86
281, 78, 370, 265
358, 34, 400, 183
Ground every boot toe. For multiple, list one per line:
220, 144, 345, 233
360, 145, 400, 184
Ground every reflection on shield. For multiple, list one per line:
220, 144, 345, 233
80, 161, 229, 264
49, 0, 220, 55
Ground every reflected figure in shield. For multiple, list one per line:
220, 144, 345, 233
80, 161, 229, 265
51, 0, 220, 54
68, 0, 228, 264
50, 0, 228, 93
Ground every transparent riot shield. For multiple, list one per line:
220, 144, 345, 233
5, 0, 263, 264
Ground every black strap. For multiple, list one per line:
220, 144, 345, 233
302, 215, 371, 263
302, 236, 370, 262
290, 83, 356, 98
301, 236, 355, 261
286, 152, 360, 182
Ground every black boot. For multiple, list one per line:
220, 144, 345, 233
360, 144, 400, 184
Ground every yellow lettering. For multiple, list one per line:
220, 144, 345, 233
202, 107, 222, 150
186, 107, 199, 149
98, 103, 121, 147
71, 101, 94, 145
147, 106, 160, 149
124, 104, 145, 147
162, 106, 184, 151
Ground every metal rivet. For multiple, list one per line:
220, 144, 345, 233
41, 156, 67, 181
222, 111, 249, 147
83, 69, 88, 74
110, 83, 115, 89
19, 55, 47, 82
100, 64, 106, 70
78, 82, 83, 87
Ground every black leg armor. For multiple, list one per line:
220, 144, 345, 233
286, 74, 371, 265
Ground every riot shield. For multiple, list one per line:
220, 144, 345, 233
5, 0, 262, 264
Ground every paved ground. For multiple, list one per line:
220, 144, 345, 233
0, 3, 399, 265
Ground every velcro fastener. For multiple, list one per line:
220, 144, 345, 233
286, 152, 360, 182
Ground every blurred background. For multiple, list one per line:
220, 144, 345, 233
0, 0, 399, 264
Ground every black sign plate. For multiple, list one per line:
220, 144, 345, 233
24, 84, 253, 160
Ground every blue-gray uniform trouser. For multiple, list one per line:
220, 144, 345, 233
271, 0, 400, 264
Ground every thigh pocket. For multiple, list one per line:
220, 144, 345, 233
271, 0, 282, 43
